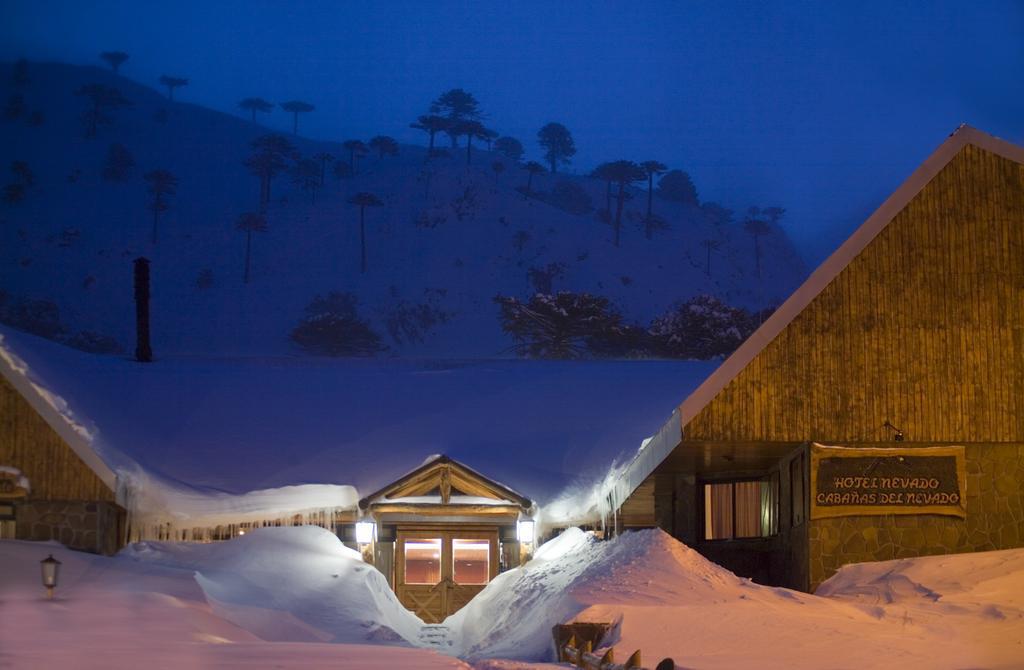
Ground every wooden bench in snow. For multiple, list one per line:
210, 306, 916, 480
553, 623, 677, 670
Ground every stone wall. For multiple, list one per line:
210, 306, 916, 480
809, 443, 1024, 590
16, 500, 124, 555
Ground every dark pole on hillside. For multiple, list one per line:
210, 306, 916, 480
359, 206, 367, 274
133, 257, 153, 362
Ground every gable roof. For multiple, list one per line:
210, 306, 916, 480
359, 455, 533, 510
0, 334, 117, 493
605, 125, 1024, 513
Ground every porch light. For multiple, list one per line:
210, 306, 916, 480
355, 521, 376, 544
516, 519, 535, 544
40, 554, 61, 599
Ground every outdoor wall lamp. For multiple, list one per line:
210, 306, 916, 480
883, 420, 904, 442
355, 520, 376, 545
40, 554, 61, 599
516, 519, 535, 544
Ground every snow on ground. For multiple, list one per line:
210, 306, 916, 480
5, 527, 1022, 669
0, 530, 466, 669
451, 528, 1024, 669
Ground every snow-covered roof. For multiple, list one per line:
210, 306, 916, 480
0, 326, 717, 529
606, 125, 1024, 511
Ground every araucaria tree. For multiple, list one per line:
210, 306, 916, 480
701, 238, 722, 277
236, 212, 267, 284
280, 100, 314, 135
596, 160, 646, 247
369, 135, 399, 159
523, 161, 545, 192
342, 140, 368, 173
290, 292, 383, 357
99, 51, 129, 74
657, 169, 699, 205
494, 292, 624, 359
291, 158, 321, 203
744, 206, 782, 278
158, 75, 188, 101
537, 122, 576, 174
239, 97, 274, 122
74, 84, 131, 137
312, 152, 334, 185
430, 88, 482, 147
410, 115, 449, 156
640, 160, 668, 238
455, 120, 489, 165
102, 143, 135, 181
244, 134, 298, 208
144, 169, 177, 244
347, 192, 384, 273
491, 160, 505, 185
494, 136, 524, 161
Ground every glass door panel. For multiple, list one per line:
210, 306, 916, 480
452, 538, 490, 585
404, 538, 442, 584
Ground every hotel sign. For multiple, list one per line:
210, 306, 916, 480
810, 444, 966, 519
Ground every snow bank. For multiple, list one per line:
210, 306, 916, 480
124, 526, 423, 644
0, 534, 466, 669
451, 529, 1024, 669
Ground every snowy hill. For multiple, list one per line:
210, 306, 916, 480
0, 61, 807, 357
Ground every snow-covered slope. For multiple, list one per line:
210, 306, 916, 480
0, 61, 807, 357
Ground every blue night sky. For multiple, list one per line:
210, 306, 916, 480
3, 0, 1022, 264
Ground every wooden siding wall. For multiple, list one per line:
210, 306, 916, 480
0, 375, 114, 502
684, 144, 1024, 444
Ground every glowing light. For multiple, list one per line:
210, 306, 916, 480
516, 519, 535, 544
355, 521, 376, 544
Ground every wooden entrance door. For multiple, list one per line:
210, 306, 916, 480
395, 528, 499, 623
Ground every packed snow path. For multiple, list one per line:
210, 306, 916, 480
418, 624, 455, 650
2, 527, 1023, 669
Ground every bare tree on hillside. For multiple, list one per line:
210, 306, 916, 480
75, 84, 131, 137
280, 100, 314, 135
158, 75, 188, 101
239, 97, 274, 122
537, 122, 576, 174
244, 134, 298, 209
100, 51, 129, 74
144, 169, 177, 244
640, 160, 668, 239
369, 135, 399, 159
347, 192, 384, 273
236, 212, 267, 284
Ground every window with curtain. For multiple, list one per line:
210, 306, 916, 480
703, 475, 779, 540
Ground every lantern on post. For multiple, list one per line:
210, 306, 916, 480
40, 554, 61, 599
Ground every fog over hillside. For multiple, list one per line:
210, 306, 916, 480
0, 61, 806, 358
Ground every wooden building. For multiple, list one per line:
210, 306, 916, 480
0, 357, 124, 554
341, 456, 534, 622
610, 125, 1024, 591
